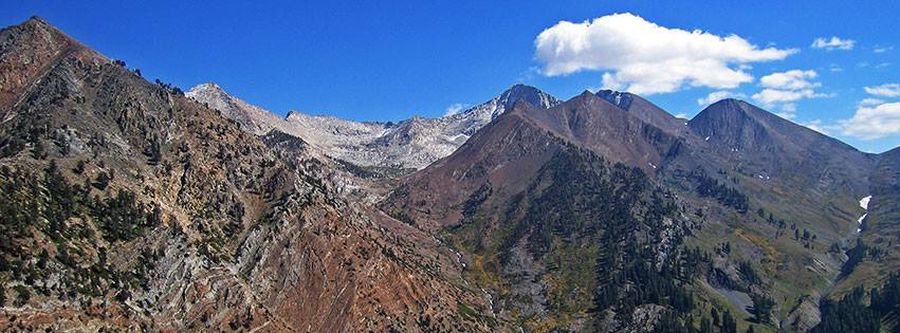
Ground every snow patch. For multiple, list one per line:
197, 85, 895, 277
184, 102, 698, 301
860, 195, 872, 210
856, 195, 872, 233
448, 133, 470, 142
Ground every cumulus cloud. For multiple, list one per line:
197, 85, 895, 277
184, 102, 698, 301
697, 90, 746, 106
759, 70, 820, 90
811, 36, 856, 50
864, 83, 900, 97
443, 103, 469, 117
752, 70, 826, 105
534, 13, 796, 95
841, 102, 900, 139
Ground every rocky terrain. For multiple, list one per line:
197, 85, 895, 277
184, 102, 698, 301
1, 16, 898, 333
0, 17, 495, 332
188, 82, 560, 170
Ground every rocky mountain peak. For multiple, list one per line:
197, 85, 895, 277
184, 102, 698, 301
689, 98, 776, 145
186, 82, 230, 104
3, 15, 84, 54
497, 83, 561, 110
596, 89, 634, 109
188, 81, 224, 94
14, 15, 65, 37
185, 81, 283, 135
564, 89, 608, 110
21, 15, 51, 29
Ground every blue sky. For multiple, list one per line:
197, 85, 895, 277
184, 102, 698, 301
3, 1, 899, 152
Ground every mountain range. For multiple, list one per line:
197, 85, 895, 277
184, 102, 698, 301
186, 81, 560, 170
0, 17, 897, 333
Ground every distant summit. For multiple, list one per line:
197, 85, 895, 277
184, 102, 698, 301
497, 84, 562, 114
188, 82, 561, 169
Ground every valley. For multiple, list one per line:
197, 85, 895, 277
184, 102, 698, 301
0, 16, 897, 333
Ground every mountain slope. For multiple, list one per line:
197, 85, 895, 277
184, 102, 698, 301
683, 98, 876, 238
835, 147, 900, 296
642, 98, 884, 330
2, 15, 897, 333
185, 82, 283, 135
526, 91, 682, 174
385, 89, 896, 331
188, 82, 561, 170
385, 92, 687, 227
688, 98, 875, 194
383, 95, 703, 331
0, 17, 495, 332
596, 89, 691, 136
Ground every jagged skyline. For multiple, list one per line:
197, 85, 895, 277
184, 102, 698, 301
4, 1, 899, 152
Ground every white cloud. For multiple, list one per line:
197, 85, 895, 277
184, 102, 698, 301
777, 103, 799, 119
697, 90, 746, 106
811, 36, 856, 50
759, 70, 820, 90
859, 98, 886, 107
874, 46, 893, 53
828, 64, 843, 72
753, 89, 822, 104
443, 103, 468, 117
674, 113, 689, 119
752, 70, 827, 105
534, 13, 796, 95
841, 102, 900, 139
865, 83, 900, 97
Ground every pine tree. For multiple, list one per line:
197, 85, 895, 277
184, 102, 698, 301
93, 171, 111, 190
73, 160, 85, 174
750, 293, 775, 323
722, 309, 737, 333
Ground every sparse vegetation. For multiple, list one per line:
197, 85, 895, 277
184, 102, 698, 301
689, 170, 749, 213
